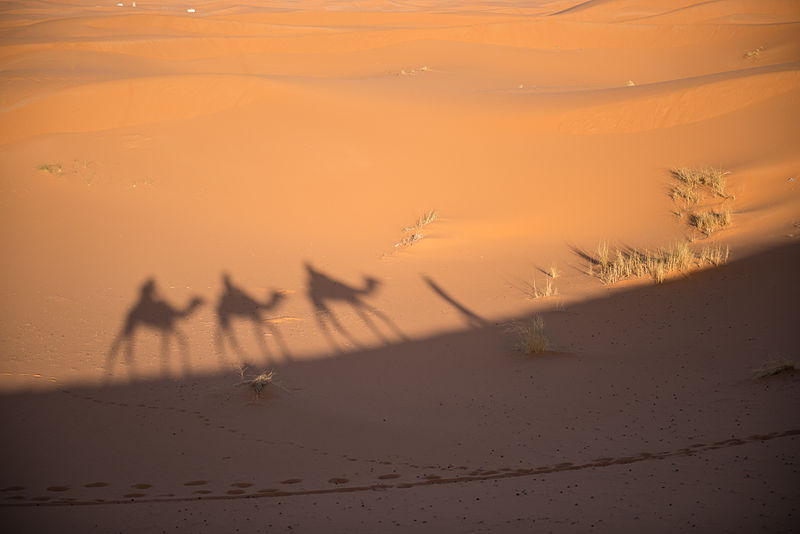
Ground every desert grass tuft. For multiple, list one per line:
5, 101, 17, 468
597, 241, 610, 268
690, 207, 731, 236
38, 163, 63, 175
238, 366, 289, 399
548, 263, 560, 279
744, 46, 765, 59
403, 209, 439, 232
593, 241, 697, 284
699, 244, 729, 266
671, 167, 732, 200
396, 209, 439, 249
752, 359, 795, 379
509, 315, 549, 355
525, 279, 558, 300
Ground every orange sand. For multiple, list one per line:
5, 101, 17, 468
1, 0, 798, 531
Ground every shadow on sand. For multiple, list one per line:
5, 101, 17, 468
106, 278, 204, 379
215, 273, 292, 367
305, 262, 406, 351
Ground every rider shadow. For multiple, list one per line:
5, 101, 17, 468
305, 262, 406, 352
107, 278, 204, 379
422, 275, 488, 329
214, 273, 291, 368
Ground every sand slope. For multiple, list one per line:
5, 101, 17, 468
1, 0, 799, 531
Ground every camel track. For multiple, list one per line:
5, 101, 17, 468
2, 428, 797, 509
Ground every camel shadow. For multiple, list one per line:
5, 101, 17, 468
106, 278, 204, 379
305, 262, 406, 352
214, 273, 291, 368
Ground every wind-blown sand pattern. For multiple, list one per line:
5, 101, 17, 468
1, 0, 798, 532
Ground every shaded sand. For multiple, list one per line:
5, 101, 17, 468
1, 0, 799, 531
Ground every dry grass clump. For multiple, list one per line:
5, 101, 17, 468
238, 366, 289, 399
593, 241, 697, 284
395, 209, 439, 249
508, 315, 549, 355
690, 207, 731, 236
548, 263, 560, 279
698, 244, 729, 266
752, 359, 795, 379
524, 279, 558, 300
744, 46, 765, 59
38, 163, 64, 175
671, 167, 732, 203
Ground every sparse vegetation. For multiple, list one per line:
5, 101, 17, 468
548, 263, 560, 279
597, 241, 610, 268
671, 167, 732, 202
698, 244, 730, 266
590, 241, 718, 284
509, 315, 549, 355
238, 366, 289, 399
38, 163, 63, 175
744, 46, 765, 59
395, 209, 439, 249
690, 207, 732, 236
752, 359, 795, 379
524, 279, 558, 300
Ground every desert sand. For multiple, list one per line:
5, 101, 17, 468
1, 0, 799, 531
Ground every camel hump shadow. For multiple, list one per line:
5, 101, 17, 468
304, 262, 404, 351
214, 272, 291, 367
108, 278, 205, 379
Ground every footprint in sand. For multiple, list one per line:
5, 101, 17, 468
46, 486, 69, 492
184, 480, 208, 486
230, 482, 253, 488
131, 483, 152, 489
377, 474, 401, 480
193, 490, 212, 494
227, 489, 246, 495
328, 478, 349, 484
84, 482, 109, 488
280, 479, 302, 485
1, 486, 25, 492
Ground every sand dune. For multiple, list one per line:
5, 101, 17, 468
1, 0, 798, 531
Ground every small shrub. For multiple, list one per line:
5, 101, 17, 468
238, 366, 289, 399
690, 207, 731, 236
509, 316, 549, 354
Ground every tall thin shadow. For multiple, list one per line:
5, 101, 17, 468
215, 273, 290, 367
305, 262, 406, 351
422, 275, 488, 328
107, 278, 204, 378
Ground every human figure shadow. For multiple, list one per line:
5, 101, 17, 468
422, 275, 488, 328
305, 262, 406, 352
107, 278, 204, 379
214, 273, 291, 367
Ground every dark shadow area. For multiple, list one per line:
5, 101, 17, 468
422, 275, 488, 328
106, 278, 204, 379
215, 273, 291, 367
1, 243, 799, 533
305, 262, 406, 351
